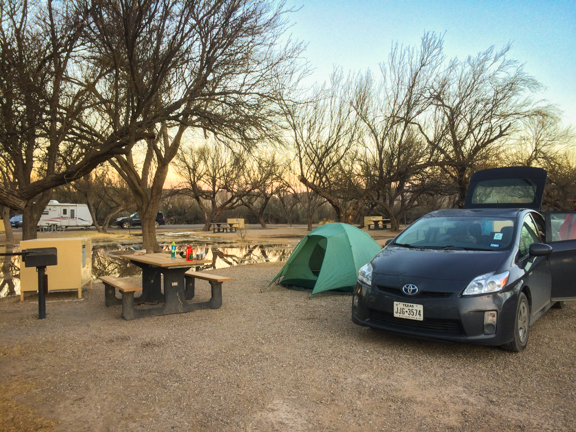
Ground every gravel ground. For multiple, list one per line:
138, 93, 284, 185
1, 259, 576, 431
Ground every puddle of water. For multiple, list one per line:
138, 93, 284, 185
0, 240, 293, 298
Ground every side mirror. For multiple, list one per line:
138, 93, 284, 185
385, 238, 394, 247
529, 243, 553, 257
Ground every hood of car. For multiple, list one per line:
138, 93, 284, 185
371, 246, 509, 287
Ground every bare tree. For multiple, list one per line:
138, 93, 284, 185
504, 110, 575, 168
283, 70, 369, 224
240, 153, 284, 228
0, 0, 305, 219
0, 0, 93, 238
351, 34, 445, 229
175, 142, 252, 231
109, 122, 186, 251
63, 165, 134, 233
416, 43, 543, 207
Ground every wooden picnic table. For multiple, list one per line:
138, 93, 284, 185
368, 219, 390, 230
209, 222, 237, 233
113, 253, 211, 319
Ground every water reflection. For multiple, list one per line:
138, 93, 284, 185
0, 240, 293, 297
97, 242, 293, 277
0, 244, 20, 297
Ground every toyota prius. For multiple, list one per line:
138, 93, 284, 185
352, 167, 576, 351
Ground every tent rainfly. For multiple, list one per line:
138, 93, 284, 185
270, 223, 382, 295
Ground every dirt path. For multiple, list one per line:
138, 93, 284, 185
1, 260, 576, 431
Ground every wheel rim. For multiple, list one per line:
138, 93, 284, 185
155, 221, 159, 228
517, 299, 529, 344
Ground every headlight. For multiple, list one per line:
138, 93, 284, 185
358, 263, 373, 286
463, 271, 510, 296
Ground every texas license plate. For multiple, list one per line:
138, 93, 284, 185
393, 302, 423, 321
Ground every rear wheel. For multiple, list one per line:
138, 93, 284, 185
154, 221, 159, 228
121, 221, 131, 229
501, 292, 530, 352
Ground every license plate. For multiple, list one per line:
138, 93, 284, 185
393, 302, 423, 321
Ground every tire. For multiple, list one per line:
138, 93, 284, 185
154, 221, 159, 228
501, 292, 530, 352
552, 301, 567, 309
122, 221, 131, 229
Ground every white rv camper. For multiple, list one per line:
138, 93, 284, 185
38, 200, 93, 229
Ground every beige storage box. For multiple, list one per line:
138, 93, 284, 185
364, 216, 383, 227
227, 218, 245, 229
20, 238, 92, 301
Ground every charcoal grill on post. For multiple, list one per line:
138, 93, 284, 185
1, 248, 58, 319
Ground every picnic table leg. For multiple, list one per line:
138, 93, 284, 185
104, 283, 122, 306
121, 291, 137, 320
209, 281, 223, 309
132, 264, 163, 304
185, 276, 195, 300
161, 268, 187, 314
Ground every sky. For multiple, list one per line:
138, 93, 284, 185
285, 0, 576, 125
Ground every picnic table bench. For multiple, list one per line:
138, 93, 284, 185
184, 270, 233, 309
209, 222, 238, 233
101, 276, 143, 319
368, 219, 390, 230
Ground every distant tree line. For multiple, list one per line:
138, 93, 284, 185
0, 3, 574, 250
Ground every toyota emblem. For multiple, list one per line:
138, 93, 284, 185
402, 284, 419, 295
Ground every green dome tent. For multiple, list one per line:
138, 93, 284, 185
270, 223, 382, 294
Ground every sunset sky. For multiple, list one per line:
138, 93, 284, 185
286, 0, 576, 125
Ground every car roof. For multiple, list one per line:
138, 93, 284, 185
428, 208, 525, 218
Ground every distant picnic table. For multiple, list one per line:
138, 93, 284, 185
209, 222, 238, 233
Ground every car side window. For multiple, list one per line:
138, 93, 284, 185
519, 216, 541, 258
530, 213, 545, 241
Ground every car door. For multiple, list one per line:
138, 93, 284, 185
518, 213, 551, 313
545, 211, 576, 301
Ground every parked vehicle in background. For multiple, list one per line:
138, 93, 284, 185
352, 167, 576, 352
38, 201, 93, 229
10, 214, 23, 228
115, 212, 165, 229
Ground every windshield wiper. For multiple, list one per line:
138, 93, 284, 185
393, 243, 417, 248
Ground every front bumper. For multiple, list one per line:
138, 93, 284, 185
351, 281, 520, 346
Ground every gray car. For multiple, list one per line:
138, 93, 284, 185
352, 167, 576, 351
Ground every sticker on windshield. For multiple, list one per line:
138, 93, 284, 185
493, 233, 503, 240
490, 243, 500, 248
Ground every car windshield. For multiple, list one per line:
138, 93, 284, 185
130, 213, 139, 218
393, 215, 515, 251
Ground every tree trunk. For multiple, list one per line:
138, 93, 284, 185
22, 203, 38, 240
21, 193, 52, 240
456, 167, 468, 209
140, 210, 160, 253
102, 206, 126, 234
85, 193, 103, 233
2, 206, 14, 243
257, 213, 267, 228
389, 214, 400, 231
0, 243, 16, 296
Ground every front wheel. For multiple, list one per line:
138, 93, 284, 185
121, 221, 131, 229
501, 292, 530, 352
